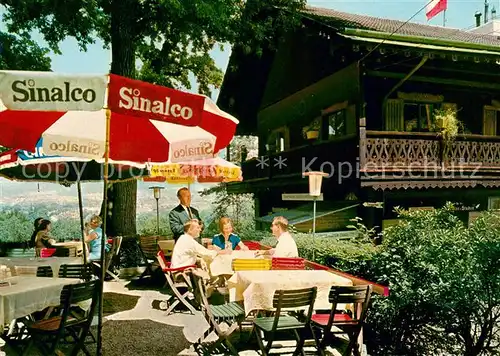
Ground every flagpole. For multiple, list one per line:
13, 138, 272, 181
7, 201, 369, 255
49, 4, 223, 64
443, 9, 446, 27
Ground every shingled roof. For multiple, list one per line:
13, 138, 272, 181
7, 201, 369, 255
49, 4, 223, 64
303, 6, 500, 47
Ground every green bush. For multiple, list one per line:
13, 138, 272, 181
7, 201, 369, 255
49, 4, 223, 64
366, 206, 500, 356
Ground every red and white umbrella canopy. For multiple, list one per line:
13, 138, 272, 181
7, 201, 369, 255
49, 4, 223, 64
0, 71, 238, 163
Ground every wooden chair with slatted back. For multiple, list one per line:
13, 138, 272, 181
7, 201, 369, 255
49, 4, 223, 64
311, 285, 373, 356
231, 258, 272, 272
58, 264, 93, 281
252, 287, 318, 356
36, 266, 53, 278
23, 280, 100, 356
104, 236, 123, 281
157, 240, 175, 261
191, 271, 245, 355
138, 235, 159, 279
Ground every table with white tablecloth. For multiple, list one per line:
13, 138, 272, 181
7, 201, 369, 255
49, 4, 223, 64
0, 277, 80, 329
208, 250, 267, 277
227, 270, 353, 315
0, 257, 82, 277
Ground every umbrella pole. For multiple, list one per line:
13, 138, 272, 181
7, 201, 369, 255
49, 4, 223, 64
77, 181, 88, 266
96, 108, 111, 356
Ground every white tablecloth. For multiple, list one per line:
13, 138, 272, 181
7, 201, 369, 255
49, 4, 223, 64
209, 250, 266, 277
0, 257, 82, 277
0, 277, 80, 328
227, 270, 353, 315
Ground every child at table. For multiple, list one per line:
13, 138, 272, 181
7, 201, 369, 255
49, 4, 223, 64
211, 217, 249, 251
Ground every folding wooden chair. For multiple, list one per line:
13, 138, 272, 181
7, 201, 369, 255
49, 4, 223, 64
156, 251, 198, 315
252, 287, 318, 356
231, 258, 272, 271
138, 235, 159, 279
271, 257, 306, 270
191, 272, 245, 355
311, 285, 372, 356
22, 280, 100, 356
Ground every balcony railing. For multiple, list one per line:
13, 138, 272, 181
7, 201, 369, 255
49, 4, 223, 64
241, 135, 358, 181
360, 131, 500, 173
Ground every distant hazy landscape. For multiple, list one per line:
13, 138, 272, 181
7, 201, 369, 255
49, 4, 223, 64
0, 177, 217, 221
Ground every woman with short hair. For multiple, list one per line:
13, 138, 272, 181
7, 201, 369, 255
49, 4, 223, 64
85, 215, 104, 261
211, 217, 249, 251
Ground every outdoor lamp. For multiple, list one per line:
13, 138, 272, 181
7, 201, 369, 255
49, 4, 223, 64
303, 171, 329, 241
151, 186, 163, 200
303, 171, 328, 196
149, 186, 164, 235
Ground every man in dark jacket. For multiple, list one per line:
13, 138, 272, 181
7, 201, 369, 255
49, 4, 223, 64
169, 187, 203, 242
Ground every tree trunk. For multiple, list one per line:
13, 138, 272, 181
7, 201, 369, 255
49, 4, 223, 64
102, 0, 138, 237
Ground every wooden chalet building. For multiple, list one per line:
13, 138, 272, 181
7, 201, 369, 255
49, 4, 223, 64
218, 6, 500, 231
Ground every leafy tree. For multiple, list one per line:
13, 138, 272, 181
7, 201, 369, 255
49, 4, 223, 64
0, 31, 51, 71
1, 0, 305, 237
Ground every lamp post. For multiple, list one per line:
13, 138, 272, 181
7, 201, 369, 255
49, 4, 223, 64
149, 186, 164, 235
303, 171, 328, 238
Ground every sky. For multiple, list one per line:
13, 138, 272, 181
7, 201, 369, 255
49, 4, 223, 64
0, 0, 497, 199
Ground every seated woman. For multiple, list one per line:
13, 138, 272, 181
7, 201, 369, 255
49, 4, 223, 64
35, 219, 71, 257
85, 215, 104, 262
29, 217, 44, 248
211, 217, 249, 251
35, 219, 56, 249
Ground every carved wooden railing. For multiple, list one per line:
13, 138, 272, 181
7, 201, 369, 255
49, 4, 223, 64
360, 131, 500, 172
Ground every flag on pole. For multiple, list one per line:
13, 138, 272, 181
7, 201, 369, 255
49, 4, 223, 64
426, 0, 447, 20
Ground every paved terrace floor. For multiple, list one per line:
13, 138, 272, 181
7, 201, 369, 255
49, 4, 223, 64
0, 276, 347, 355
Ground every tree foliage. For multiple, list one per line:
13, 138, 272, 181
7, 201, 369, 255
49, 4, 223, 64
2, 0, 306, 96
1, 0, 305, 237
0, 31, 51, 71
367, 205, 500, 356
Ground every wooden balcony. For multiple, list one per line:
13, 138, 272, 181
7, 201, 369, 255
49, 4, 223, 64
360, 131, 500, 174
241, 135, 358, 182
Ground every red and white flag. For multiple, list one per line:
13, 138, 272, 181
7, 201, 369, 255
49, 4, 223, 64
426, 0, 447, 20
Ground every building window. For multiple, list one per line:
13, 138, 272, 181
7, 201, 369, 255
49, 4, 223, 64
404, 102, 435, 132
325, 110, 346, 139
266, 127, 289, 154
488, 197, 500, 210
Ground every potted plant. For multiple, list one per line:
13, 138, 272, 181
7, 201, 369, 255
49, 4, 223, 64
302, 118, 321, 140
433, 107, 461, 144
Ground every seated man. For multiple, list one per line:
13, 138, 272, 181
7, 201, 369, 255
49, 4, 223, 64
255, 216, 299, 258
171, 219, 227, 269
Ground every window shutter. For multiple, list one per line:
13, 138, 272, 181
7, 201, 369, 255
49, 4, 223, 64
385, 99, 404, 131
483, 106, 497, 136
